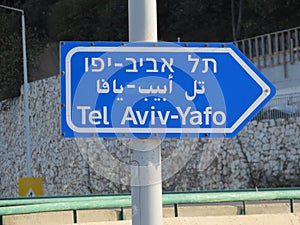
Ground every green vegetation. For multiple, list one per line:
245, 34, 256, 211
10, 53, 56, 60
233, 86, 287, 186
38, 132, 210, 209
0, 0, 300, 100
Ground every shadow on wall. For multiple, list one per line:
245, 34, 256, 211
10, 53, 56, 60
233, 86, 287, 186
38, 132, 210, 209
29, 43, 59, 82
0, 43, 59, 101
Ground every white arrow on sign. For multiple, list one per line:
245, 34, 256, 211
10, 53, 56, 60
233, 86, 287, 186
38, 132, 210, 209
26, 188, 35, 197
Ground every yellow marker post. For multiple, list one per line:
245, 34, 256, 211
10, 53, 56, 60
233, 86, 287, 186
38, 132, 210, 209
19, 177, 43, 197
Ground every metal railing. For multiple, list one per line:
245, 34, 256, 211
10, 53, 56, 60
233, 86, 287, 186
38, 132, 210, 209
1, 188, 300, 224
253, 92, 300, 121
235, 26, 300, 70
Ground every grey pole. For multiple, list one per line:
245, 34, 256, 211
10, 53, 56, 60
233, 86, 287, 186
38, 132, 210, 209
0, 5, 32, 177
130, 139, 163, 225
128, 0, 163, 225
128, 0, 157, 42
21, 12, 32, 178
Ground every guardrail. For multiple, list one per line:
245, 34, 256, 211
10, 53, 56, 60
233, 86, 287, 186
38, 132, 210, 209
235, 26, 300, 71
1, 188, 300, 224
253, 92, 300, 121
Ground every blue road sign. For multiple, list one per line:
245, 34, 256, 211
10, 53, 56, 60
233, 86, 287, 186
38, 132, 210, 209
60, 42, 276, 138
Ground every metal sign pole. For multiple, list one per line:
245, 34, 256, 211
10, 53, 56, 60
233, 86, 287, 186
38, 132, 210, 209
128, 0, 157, 42
0, 5, 32, 178
21, 12, 32, 178
128, 0, 163, 225
130, 140, 163, 225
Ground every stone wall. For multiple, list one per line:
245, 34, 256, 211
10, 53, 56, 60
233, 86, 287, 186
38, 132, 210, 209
0, 76, 300, 197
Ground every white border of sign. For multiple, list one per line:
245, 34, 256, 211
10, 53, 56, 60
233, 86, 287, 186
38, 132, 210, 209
65, 46, 271, 135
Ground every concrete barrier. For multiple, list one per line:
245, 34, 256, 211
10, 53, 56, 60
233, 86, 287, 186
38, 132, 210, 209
73, 205, 240, 222
3, 203, 300, 225
4, 211, 73, 225
70, 214, 300, 225
244, 202, 291, 214
76, 209, 122, 222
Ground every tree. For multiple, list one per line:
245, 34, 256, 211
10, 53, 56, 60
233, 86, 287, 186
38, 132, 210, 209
158, 0, 233, 42
1, 0, 300, 100
47, 0, 128, 42
0, 8, 22, 100
0, 1, 45, 100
